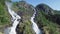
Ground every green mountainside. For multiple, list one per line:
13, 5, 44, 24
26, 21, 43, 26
35, 4, 60, 34
54, 10, 60, 14
12, 1, 35, 34
0, 0, 60, 34
0, 0, 11, 34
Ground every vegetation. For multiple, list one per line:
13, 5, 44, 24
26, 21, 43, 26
0, 0, 60, 34
54, 10, 60, 14
12, 1, 35, 34
12, 1, 60, 34
0, 0, 11, 34
35, 4, 60, 34
16, 20, 35, 34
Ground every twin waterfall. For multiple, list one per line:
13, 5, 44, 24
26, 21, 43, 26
5, 2, 41, 34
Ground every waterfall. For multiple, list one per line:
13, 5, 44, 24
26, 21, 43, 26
30, 8, 41, 34
5, 1, 42, 34
5, 2, 21, 34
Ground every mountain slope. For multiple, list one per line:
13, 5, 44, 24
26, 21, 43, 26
35, 4, 60, 34
0, 0, 60, 34
36, 4, 54, 15
36, 4, 60, 25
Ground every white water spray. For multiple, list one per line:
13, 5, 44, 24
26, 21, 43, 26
5, 2, 21, 34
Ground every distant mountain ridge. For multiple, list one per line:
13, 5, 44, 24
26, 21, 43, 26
36, 4, 54, 15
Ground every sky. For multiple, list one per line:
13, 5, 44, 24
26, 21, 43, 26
11, 0, 60, 10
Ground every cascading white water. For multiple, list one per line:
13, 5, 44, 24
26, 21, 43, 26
30, 8, 41, 34
5, 2, 21, 34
